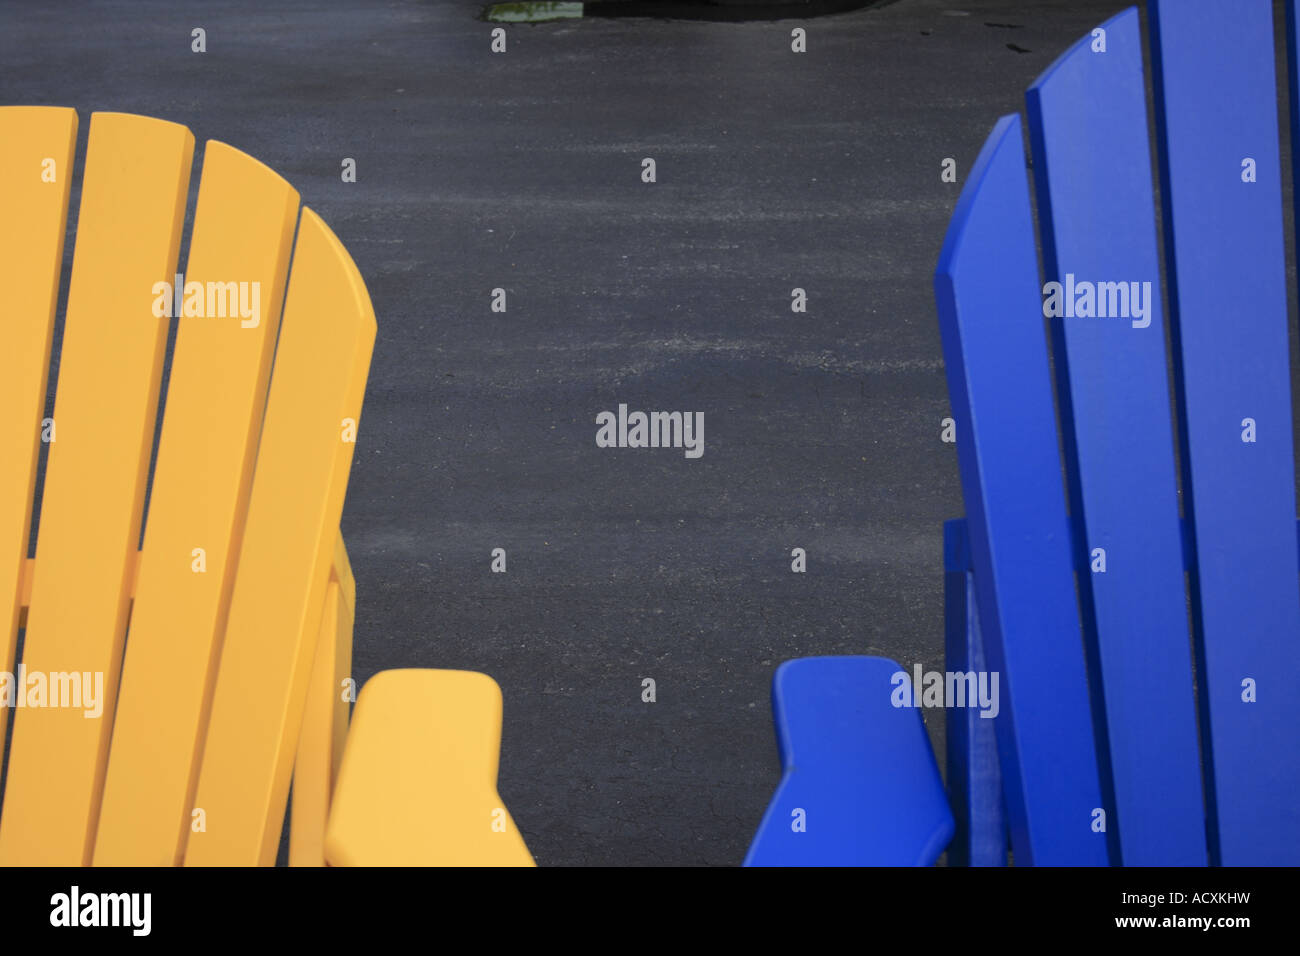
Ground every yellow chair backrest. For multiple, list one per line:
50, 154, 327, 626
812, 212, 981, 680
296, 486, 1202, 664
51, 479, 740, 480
0, 106, 375, 866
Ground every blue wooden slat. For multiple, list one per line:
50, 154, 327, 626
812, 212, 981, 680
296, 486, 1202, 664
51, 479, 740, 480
934, 114, 1108, 866
943, 519, 1007, 867
744, 657, 954, 866
1150, 0, 1300, 865
1025, 7, 1206, 866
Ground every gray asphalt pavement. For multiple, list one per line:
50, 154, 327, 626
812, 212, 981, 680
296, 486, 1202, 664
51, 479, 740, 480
1, 0, 1138, 865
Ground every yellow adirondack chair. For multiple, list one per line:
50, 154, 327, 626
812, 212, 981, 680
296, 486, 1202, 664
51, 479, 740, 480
0, 107, 532, 867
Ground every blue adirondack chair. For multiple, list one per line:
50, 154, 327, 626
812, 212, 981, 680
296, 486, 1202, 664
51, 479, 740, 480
746, 0, 1300, 867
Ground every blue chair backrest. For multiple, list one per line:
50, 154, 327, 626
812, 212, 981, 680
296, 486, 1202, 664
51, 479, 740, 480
936, 0, 1300, 866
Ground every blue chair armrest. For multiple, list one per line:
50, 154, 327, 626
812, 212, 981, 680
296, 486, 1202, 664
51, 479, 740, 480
744, 656, 955, 866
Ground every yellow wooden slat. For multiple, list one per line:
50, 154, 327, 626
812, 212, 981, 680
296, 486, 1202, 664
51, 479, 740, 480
288, 577, 350, 866
0, 112, 194, 865
332, 527, 356, 615
325, 531, 354, 787
18, 552, 140, 626
329, 533, 355, 781
93, 142, 299, 866
0, 107, 77, 759
184, 208, 375, 866
323, 670, 535, 866
330, 544, 355, 785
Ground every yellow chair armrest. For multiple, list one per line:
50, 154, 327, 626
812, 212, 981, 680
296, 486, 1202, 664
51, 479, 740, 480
324, 669, 534, 866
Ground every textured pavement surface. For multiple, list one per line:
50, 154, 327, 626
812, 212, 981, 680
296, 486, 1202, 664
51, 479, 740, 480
2, 0, 1145, 865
